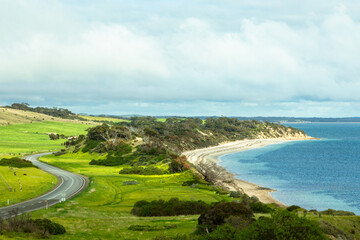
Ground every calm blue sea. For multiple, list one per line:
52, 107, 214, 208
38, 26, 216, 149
219, 123, 360, 214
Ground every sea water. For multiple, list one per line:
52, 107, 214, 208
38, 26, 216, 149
219, 123, 360, 214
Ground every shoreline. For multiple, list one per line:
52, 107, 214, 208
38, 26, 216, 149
183, 137, 315, 207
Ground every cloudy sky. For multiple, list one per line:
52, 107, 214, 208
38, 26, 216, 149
1, 0, 360, 117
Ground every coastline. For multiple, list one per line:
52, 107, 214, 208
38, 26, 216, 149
183, 137, 315, 207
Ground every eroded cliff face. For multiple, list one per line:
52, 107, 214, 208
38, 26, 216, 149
256, 126, 309, 139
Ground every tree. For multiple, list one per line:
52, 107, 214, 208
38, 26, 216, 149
236, 209, 328, 240
169, 156, 191, 173
197, 201, 254, 234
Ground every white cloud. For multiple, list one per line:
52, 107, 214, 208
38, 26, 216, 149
1, 0, 360, 116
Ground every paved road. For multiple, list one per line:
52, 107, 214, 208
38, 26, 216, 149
0, 153, 88, 219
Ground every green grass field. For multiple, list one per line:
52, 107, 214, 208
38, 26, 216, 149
0, 121, 95, 154
0, 166, 57, 207
22, 152, 231, 239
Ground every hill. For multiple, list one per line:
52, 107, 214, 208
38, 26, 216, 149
5, 103, 85, 120
27, 117, 357, 240
1, 114, 357, 239
0, 107, 93, 126
63, 117, 307, 168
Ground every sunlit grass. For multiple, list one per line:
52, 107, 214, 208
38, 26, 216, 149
0, 121, 95, 154
0, 166, 57, 207
24, 152, 232, 239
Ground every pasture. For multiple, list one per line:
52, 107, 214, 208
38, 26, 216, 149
0, 121, 95, 154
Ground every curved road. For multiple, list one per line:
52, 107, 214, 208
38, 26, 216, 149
0, 153, 88, 219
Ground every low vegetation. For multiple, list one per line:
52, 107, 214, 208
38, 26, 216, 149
319, 209, 356, 216
119, 166, 167, 175
0, 157, 35, 168
197, 209, 328, 240
0, 212, 65, 238
128, 224, 178, 231
131, 198, 210, 217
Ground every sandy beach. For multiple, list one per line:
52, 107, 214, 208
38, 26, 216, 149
183, 137, 314, 206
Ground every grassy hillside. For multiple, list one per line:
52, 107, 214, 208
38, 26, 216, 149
0, 164, 57, 207
0, 107, 93, 126
0, 121, 96, 154
24, 152, 231, 239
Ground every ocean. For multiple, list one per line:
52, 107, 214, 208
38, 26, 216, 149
218, 123, 360, 214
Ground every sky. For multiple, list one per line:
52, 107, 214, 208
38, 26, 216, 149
1, 0, 360, 117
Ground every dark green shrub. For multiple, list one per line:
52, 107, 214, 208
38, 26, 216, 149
0, 214, 65, 236
319, 209, 355, 216
82, 140, 101, 152
251, 201, 272, 213
119, 166, 165, 175
53, 151, 67, 156
169, 156, 191, 173
90, 156, 130, 166
287, 205, 301, 212
230, 191, 244, 198
49, 133, 59, 140
197, 224, 237, 240
131, 198, 210, 217
236, 209, 327, 240
123, 180, 139, 185
154, 234, 196, 240
197, 201, 254, 233
128, 224, 177, 231
0, 157, 35, 168
33, 218, 66, 235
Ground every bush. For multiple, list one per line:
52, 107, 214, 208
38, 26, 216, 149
49, 133, 59, 140
236, 209, 327, 240
32, 218, 66, 235
230, 191, 244, 198
82, 140, 102, 152
319, 209, 355, 216
128, 224, 177, 231
287, 205, 301, 212
53, 150, 67, 156
123, 180, 139, 185
0, 213, 66, 237
197, 224, 237, 240
0, 157, 35, 168
119, 166, 166, 175
251, 201, 272, 213
169, 156, 191, 173
154, 234, 196, 240
90, 157, 130, 166
197, 201, 254, 233
131, 198, 210, 217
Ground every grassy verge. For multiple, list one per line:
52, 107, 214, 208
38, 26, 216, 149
0, 166, 57, 207
23, 152, 231, 239
0, 120, 93, 210
0, 121, 95, 154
